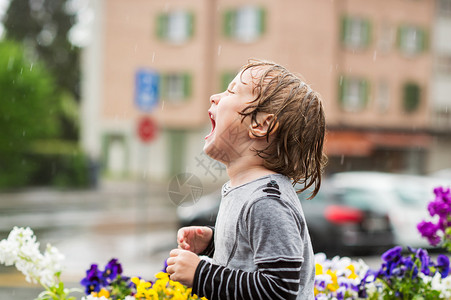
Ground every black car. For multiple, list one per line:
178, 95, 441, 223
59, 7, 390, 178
176, 181, 395, 256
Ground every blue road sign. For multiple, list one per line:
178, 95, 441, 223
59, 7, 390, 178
135, 69, 159, 112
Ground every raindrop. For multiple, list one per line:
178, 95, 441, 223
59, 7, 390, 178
152, 52, 155, 63
30, 63, 34, 71
23, 130, 26, 136
20, 67, 23, 75
339, 75, 343, 86
161, 101, 165, 110
373, 50, 377, 61
134, 44, 138, 52
340, 154, 345, 165
217, 45, 222, 56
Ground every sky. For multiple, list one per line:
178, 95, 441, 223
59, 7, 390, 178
0, 0, 10, 39
0, 0, 92, 47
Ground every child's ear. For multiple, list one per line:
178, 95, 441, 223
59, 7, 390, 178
249, 113, 279, 139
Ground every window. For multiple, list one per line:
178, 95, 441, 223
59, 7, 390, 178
339, 77, 370, 112
156, 10, 194, 44
402, 82, 421, 113
160, 73, 192, 103
223, 5, 266, 42
341, 16, 371, 49
397, 25, 427, 55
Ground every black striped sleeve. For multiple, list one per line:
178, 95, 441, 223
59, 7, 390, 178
198, 226, 215, 258
192, 259, 302, 300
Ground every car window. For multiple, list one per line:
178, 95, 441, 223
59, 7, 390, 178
395, 185, 430, 206
336, 187, 388, 212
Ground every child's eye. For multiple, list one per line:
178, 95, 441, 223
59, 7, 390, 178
227, 89, 235, 94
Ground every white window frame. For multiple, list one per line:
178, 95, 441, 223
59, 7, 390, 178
224, 5, 265, 43
342, 17, 371, 49
398, 25, 426, 55
340, 77, 369, 112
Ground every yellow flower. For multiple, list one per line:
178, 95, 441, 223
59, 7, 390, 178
315, 263, 324, 275
98, 288, 110, 298
326, 269, 339, 292
346, 264, 358, 280
90, 288, 110, 298
155, 271, 170, 280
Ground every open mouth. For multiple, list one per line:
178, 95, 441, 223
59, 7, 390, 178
205, 111, 216, 140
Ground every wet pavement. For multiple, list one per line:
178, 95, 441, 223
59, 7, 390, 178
0, 179, 184, 299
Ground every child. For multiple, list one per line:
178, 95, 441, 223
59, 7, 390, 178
166, 59, 327, 299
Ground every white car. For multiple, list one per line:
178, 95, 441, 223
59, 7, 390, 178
329, 171, 449, 249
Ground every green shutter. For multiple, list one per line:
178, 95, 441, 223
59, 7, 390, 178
188, 12, 195, 38
223, 9, 236, 37
221, 72, 236, 92
420, 28, 428, 52
258, 7, 266, 35
403, 82, 420, 112
156, 13, 168, 39
340, 16, 348, 45
183, 73, 192, 98
364, 20, 371, 47
360, 79, 369, 108
338, 75, 347, 108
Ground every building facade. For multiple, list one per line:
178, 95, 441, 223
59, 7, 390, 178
81, 0, 449, 184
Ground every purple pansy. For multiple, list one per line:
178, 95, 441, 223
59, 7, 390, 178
80, 264, 104, 294
381, 246, 403, 263
103, 258, 123, 282
436, 254, 450, 278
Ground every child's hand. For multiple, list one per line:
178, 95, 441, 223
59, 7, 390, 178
177, 226, 213, 254
166, 248, 200, 287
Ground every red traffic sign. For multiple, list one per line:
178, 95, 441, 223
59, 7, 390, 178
137, 117, 157, 143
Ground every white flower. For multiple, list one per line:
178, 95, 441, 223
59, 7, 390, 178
82, 296, 109, 300
314, 252, 327, 264
0, 227, 64, 286
124, 296, 136, 300
0, 239, 17, 265
430, 272, 451, 299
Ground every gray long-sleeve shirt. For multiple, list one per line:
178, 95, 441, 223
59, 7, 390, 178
192, 174, 315, 300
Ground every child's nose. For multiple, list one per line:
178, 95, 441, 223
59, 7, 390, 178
210, 93, 220, 104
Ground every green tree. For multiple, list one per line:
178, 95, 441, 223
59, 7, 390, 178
3, 0, 81, 140
0, 40, 60, 187
3, 0, 80, 99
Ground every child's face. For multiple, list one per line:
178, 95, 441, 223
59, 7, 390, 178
204, 67, 259, 163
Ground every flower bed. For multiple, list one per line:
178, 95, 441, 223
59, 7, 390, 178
0, 186, 450, 299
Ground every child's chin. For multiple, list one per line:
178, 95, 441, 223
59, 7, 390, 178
202, 141, 214, 156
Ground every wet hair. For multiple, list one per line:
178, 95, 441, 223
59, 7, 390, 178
239, 59, 327, 199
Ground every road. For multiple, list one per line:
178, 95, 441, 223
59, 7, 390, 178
0, 179, 182, 299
